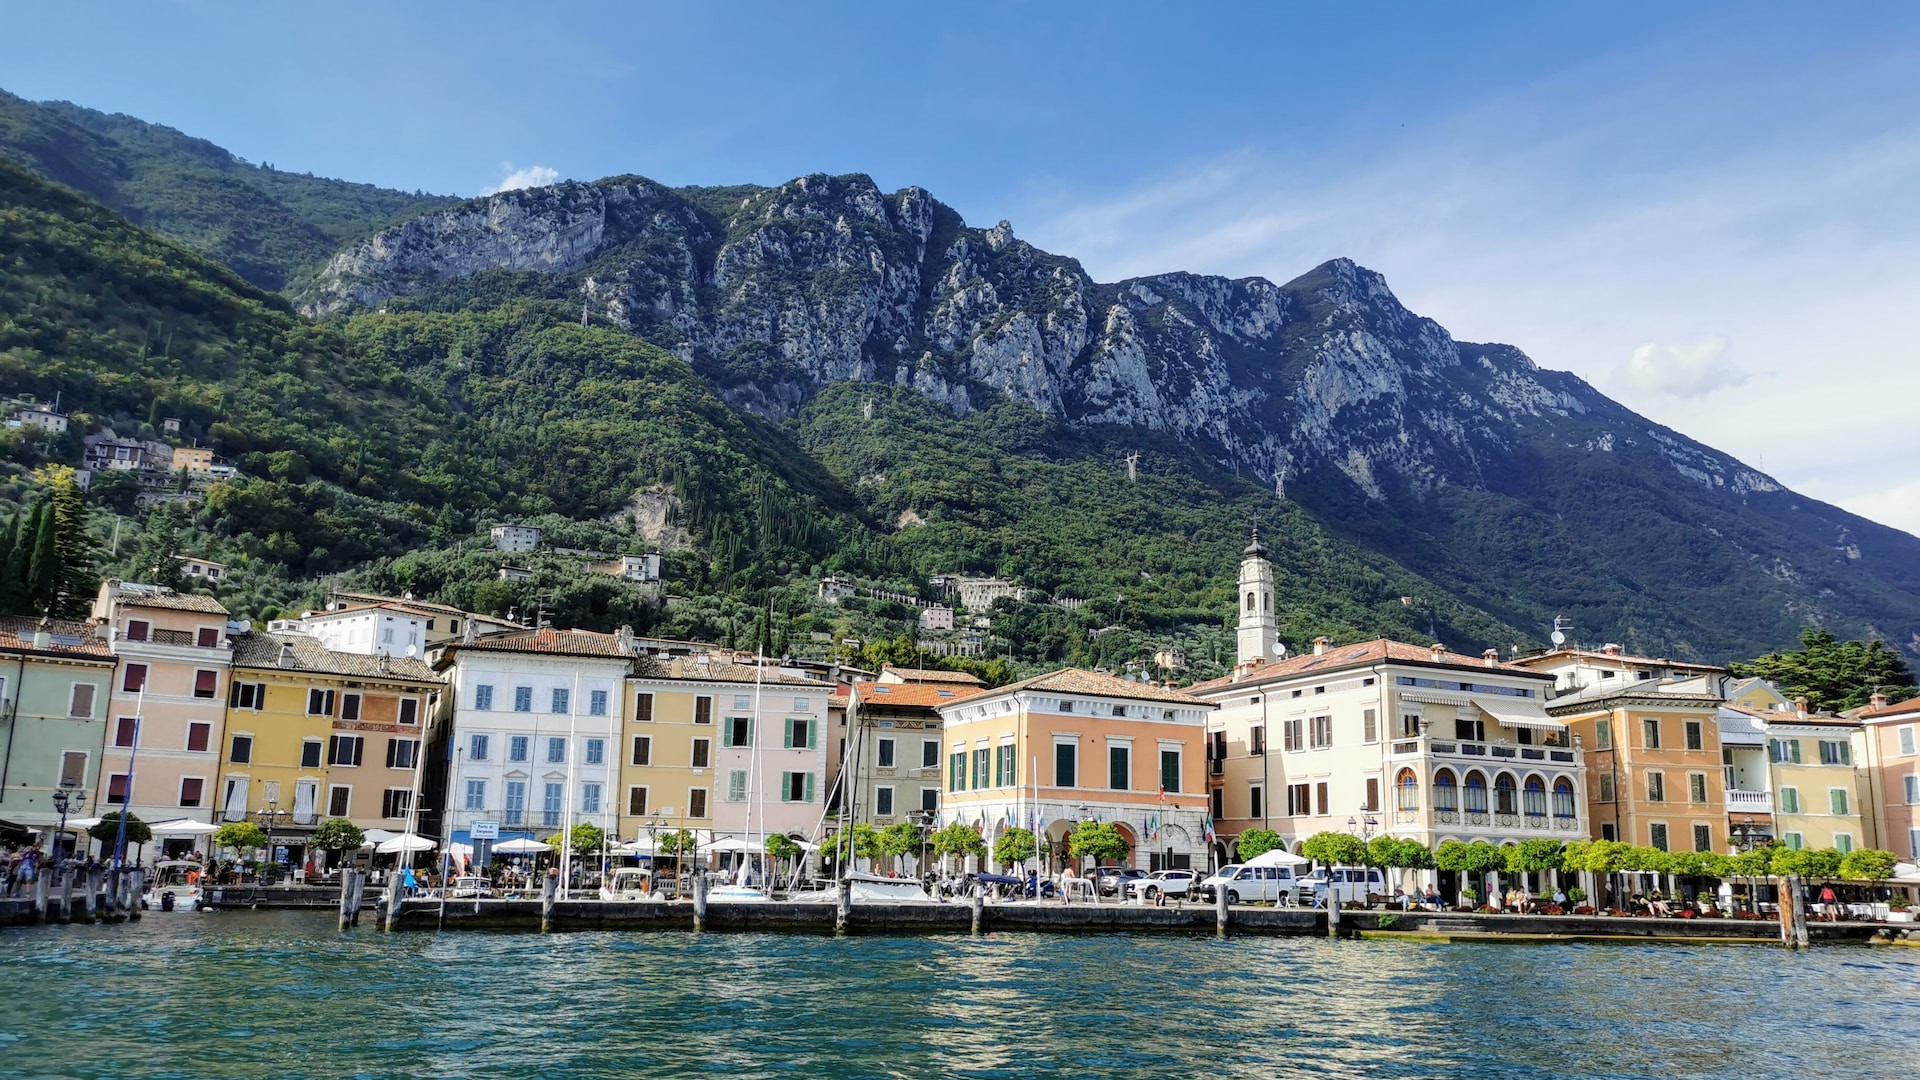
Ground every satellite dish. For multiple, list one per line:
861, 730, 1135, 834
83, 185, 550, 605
1272, 642, 1288, 659
1549, 631, 1566, 647
406, 644, 418, 658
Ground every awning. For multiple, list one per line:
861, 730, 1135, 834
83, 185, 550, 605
1472, 696, 1566, 732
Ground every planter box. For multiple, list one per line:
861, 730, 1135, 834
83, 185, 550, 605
1888, 911, 1912, 923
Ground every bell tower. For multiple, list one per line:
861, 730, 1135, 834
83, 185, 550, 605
1237, 526, 1278, 667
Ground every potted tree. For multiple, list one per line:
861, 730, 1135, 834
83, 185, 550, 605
310, 818, 365, 882
1889, 894, 1913, 923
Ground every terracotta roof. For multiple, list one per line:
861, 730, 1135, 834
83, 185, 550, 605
230, 631, 438, 682
853, 681, 984, 708
645, 656, 829, 688
116, 589, 229, 614
880, 665, 985, 687
0, 616, 112, 659
981, 667, 1209, 706
449, 626, 631, 659
1859, 696, 1920, 721
1513, 648, 1725, 673
1187, 638, 1549, 696
328, 590, 469, 617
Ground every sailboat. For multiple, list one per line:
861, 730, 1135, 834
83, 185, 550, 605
793, 680, 935, 905
708, 639, 772, 904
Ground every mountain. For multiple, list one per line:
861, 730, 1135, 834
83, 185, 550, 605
0, 90, 456, 290
294, 172, 1920, 662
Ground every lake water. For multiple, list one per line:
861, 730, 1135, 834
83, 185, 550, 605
2, 912, 1916, 1078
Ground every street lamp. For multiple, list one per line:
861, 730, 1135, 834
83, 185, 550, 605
907, 809, 935, 879
51, 781, 85, 867
256, 800, 289, 885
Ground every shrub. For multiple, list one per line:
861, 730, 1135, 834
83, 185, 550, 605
1572, 905, 1597, 915
1891, 894, 1912, 911
1539, 903, 1565, 916
1566, 887, 1587, 904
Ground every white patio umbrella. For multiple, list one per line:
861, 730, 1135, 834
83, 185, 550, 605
149, 819, 221, 836
375, 833, 436, 854
1245, 848, 1310, 868
493, 837, 549, 855
64, 817, 105, 831
615, 838, 657, 855
706, 836, 758, 854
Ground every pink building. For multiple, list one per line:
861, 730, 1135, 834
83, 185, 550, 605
1858, 693, 1920, 861
91, 581, 233, 840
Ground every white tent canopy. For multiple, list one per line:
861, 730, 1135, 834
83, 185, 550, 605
149, 818, 220, 836
375, 833, 436, 854
493, 838, 548, 855
615, 838, 657, 855
62, 817, 104, 830
1245, 847, 1310, 868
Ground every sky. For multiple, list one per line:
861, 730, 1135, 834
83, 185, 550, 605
4, 1, 1918, 533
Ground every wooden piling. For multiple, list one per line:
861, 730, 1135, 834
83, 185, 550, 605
58, 866, 75, 923
1216, 880, 1230, 938
691, 871, 708, 932
970, 886, 985, 935
834, 877, 851, 936
31, 869, 48, 923
126, 868, 144, 920
81, 867, 99, 922
1781, 874, 1809, 950
382, 874, 405, 931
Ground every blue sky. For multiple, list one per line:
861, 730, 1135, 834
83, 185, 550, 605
5, 2, 1918, 532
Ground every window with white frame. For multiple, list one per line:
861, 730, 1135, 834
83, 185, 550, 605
875, 786, 895, 816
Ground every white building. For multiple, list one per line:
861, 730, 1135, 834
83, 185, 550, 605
301, 603, 432, 658
172, 555, 227, 583
490, 524, 542, 553
432, 627, 630, 864
705, 664, 835, 845
918, 605, 955, 632
9, 407, 69, 434
953, 576, 1024, 612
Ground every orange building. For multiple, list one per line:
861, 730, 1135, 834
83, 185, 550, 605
1856, 693, 1920, 861
933, 668, 1214, 874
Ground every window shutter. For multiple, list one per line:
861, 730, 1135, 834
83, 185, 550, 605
784, 720, 793, 749
805, 773, 815, 803
807, 721, 817, 750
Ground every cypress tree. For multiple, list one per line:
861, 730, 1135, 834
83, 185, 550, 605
24, 501, 58, 614
0, 513, 20, 614
40, 465, 95, 616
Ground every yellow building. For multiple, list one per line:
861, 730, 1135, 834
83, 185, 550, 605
219, 632, 440, 869
1763, 712, 1866, 852
171, 446, 215, 473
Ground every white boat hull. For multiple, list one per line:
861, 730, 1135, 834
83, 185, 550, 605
143, 886, 205, 911
706, 885, 771, 903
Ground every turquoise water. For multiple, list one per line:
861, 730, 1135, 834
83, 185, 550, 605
2, 912, 1917, 1079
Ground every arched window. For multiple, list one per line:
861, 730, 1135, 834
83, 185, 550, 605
1494, 773, 1518, 815
1261, 591, 1270, 612
1433, 770, 1458, 811
1396, 768, 1420, 810
1552, 778, 1577, 819
1463, 771, 1488, 814
1523, 776, 1547, 818
1246, 591, 1256, 613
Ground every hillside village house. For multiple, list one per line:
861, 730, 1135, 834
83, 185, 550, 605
935, 668, 1213, 875
430, 627, 631, 865
1517, 648, 1729, 854
303, 590, 518, 654
91, 581, 233, 836
0, 617, 117, 854
1190, 536, 1582, 893
1856, 693, 1920, 861
218, 632, 439, 869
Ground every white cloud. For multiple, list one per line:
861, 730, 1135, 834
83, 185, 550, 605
481, 163, 560, 195
1622, 337, 1747, 397
1009, 29, 1920, 537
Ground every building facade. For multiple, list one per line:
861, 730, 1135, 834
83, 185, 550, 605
90, 581, 233, 829
841, 680, 972, 826
432, 628, 630, 864
708, 666, 834, 844
1857, 694, 1920, 860
935, 668, 1213, 874
0, 617, 117, 851
1762, 711, 1866, 853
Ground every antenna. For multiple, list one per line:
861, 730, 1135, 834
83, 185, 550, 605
1125, 451, 1139, 482
1550, 614, 1572, 648
1275, 466, 1287, 501
862, 398, 874, 421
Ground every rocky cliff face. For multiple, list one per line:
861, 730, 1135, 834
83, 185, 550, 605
302, 172, 1767, 507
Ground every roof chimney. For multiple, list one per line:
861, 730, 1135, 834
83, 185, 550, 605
1430, 642, 1446, 661
278, 641, 296, 668
1313, 636, 1331, 657
1870, 691, 1890, 710
33, 616, 52, 650
1794, 696, 1809, 718
1482, 648, 1499, 667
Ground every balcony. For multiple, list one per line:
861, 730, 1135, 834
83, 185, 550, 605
1726, 789, 1772, 811
1388, 737, 1582, 770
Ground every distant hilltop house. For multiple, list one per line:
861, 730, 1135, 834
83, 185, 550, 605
79, 430, 239, 499
817, 576, 859, 603
918, 604, 955, 632
7, 406, 69, 434
489, 524, 542, 553
1153, 649, 1188, 671
951, 576, 1024, 612
497, 564, 534, 582
593, 552, 661, 583
171, 554, 227, 583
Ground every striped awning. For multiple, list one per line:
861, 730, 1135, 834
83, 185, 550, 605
1472, 696, 1565, 732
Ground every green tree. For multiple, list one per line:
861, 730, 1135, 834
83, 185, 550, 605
24, 500, 57, 613
547, 822, 606, 858
878, 821, 921, 872
764, 832, 804, 878
931, 822, 986, 860
1730, 627, 1917, 712
89, 811, 151, 849
213, 821, 268, 857
1300, 831, 1367, 868
1769, 845, 1842, 879
1068, 822, 1131, 865
1839, 847, 1897, 881
34, 465, 96, 615
993, 826, 1037, 867
137, 506, 188, 591
1505, 838, 1565, 876
310, 818, 365, 866
1235, 827, 1285, 860
0, 511, 22, 613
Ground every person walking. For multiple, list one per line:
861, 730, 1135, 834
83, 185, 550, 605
1818, 883, 1838, 922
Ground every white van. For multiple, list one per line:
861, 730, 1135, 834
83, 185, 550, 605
1299, 866, 1388, 907
1198, 862, 1305, 905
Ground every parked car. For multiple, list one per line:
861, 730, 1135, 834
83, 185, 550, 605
1127, 868, 1200, 901
1299, 866, 1389, 907
1092, 867, 1150, 897
1197, 862, 1307, 904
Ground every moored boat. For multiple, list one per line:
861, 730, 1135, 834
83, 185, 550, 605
141, 860, 207, 911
